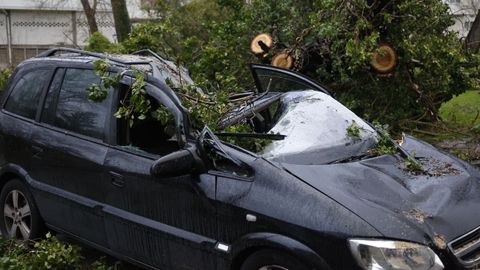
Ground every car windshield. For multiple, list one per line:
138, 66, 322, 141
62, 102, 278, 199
260, 90, 378, 165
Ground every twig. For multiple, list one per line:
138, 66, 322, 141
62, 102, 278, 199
176, 92, 216, 105
471, 109, 480, 127
412, 129, 443, 136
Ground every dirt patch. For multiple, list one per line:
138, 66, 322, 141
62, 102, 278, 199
404, 209, 432, 223
436, 139, 480, 166
425, 158, 461, 177
433, 233, 447, 250
400, 157, 461, 177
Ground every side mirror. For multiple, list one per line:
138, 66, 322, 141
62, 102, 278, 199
150, 145, 205, 177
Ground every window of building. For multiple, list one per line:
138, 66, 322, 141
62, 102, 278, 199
4, 69, 51, 119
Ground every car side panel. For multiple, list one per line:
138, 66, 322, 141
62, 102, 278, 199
214, 155, 379, 270
0, 113, 34, 171
28, 125, 109, 246
103, 147, 219, 270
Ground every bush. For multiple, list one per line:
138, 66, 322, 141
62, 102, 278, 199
439, 90, 480, 130
0, 68, 12, 92
84, 32, 121, 53
0, 234, 120, 270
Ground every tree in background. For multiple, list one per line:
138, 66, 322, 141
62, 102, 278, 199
80, 0, 99, 34
37, 0, 130, 42
36, 0, 104, 35
111, 0, 131, 42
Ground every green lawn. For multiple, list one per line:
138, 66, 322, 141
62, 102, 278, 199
439, 90, 480, 129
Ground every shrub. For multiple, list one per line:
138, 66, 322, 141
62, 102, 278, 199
0, 68, 12, 92
84, 32, 122, 53
0, 234, 120, 270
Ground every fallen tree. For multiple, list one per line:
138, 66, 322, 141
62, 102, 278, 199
89, 0, 480, 131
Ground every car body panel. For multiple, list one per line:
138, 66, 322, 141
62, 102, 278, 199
213, 146, 380, 270
103, 146, 218, 269
282, 136, 480, 246
0, 52, 479, 270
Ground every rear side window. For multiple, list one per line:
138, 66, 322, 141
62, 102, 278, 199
4, 69, 51, 119
45, 68, 112, 140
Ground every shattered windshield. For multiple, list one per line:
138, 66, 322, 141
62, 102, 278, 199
260, 90, 378, 165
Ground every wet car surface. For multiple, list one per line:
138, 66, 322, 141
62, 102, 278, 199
0, 48, 479, 270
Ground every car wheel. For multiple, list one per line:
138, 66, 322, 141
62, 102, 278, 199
240, 249, 310, 270
0, 179, 44, 240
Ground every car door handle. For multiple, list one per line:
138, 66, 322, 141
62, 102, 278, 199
109, 171, 125, 188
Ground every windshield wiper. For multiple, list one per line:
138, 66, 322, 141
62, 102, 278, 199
215, 132, 285, 140
199, 126, 244, 166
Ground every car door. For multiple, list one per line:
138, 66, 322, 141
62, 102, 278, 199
103, 82, 218, 269
0, 67, 53, 173
29, 67, 113, 246
250, 64, 330, 94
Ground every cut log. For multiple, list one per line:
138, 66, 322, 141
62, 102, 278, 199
371, 44, 397, 73
251, 33, 273, 54
271, 50, 294, 69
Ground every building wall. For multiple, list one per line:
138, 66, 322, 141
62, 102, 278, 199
11, 10, 74, 45
444, 0, 480, 37
0, 0, 148, 68
0, 10, 116, 68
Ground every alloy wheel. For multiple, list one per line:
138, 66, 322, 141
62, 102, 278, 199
3, 190, 31, 239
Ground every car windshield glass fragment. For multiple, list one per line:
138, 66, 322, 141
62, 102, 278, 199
260, 90, 378, 165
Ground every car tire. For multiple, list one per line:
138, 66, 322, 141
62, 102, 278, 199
240, 249, 310, 270
0, 179, 44, 240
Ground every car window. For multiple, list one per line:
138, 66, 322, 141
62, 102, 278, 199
4, 69, 51, 119
116, 84, 180, 156
41, 68, 65, 124
47, 68, 113, 140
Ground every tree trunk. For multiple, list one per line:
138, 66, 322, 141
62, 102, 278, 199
110, 0, 131, 42
466, 9, 480, 52
80, 0, 99, 34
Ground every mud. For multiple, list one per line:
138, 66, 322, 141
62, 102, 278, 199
433, 233, 447, 250
404, 209, 432, 224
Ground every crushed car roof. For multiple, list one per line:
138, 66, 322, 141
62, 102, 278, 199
31, 47, 199, 92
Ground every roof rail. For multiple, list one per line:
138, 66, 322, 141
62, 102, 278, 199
132, 49, 170, 65
37, 47, 152, 66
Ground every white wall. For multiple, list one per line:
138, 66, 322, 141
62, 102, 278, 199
0, 0, 151, 67
76, 11, 116, 44
0, 12, 6, 45
10, 10, 73, 45
444, 0, 480, 37
0, 0, 102, 11
0, 0, 148, 18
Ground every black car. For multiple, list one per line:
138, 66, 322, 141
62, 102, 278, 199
0, 48, 479, 270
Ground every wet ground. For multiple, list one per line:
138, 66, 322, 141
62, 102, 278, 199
434, 138, 480, 166
58, 234, 143, 270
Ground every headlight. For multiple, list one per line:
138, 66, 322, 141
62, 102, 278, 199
348, 239, 444, 270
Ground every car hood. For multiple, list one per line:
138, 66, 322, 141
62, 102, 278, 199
282, 135, 480, 248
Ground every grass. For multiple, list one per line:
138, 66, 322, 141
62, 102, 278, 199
412, 90, 480, 163
439, 90, 480, 129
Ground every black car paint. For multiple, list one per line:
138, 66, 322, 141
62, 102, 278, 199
0, 56, 478, 270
